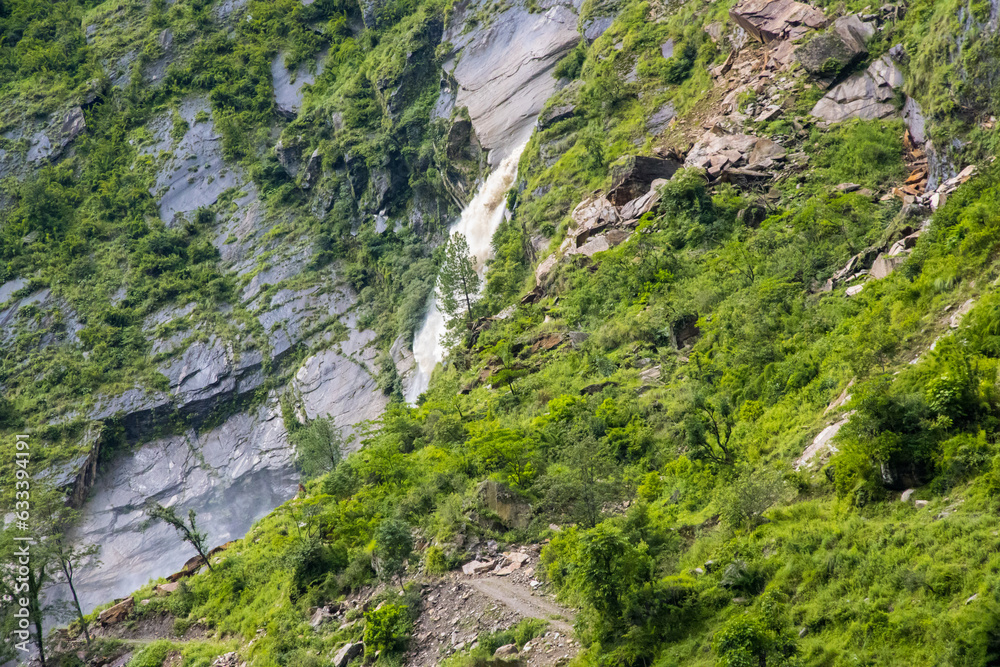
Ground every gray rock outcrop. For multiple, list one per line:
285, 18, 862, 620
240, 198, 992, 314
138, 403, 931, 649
796, 15, 874, 79
271, 51, 325, 118
333, 643, 363, 667
58, 399, 296, 613
26, 107, 87, 164
142, 97, 244, 225
607, 155, 681, 205
294, 328, 389, 442
811, 56, 904, 122
730, 0, 827, 44
477, 479, 532, 529
158, 337, 264, 422
447, 0, 581, 163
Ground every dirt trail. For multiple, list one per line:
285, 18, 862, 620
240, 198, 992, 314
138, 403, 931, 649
466, 576, 574, 634
406, 549, 580, 665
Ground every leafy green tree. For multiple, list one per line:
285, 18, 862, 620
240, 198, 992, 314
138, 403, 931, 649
683, 393, 737, 465
0, 488, 71, 667
541, 433, 618, 528
293, 417, 350, 479
718, 468, 787, 531
832, 377, 936, 502
145, 504, 213, 571
469, 427, 536, 488
437, 232, 480, 325
576, 523, 648, 624
373, 518, 413, 591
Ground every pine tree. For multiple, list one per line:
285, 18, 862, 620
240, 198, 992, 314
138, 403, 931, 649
437, 233, 480, 324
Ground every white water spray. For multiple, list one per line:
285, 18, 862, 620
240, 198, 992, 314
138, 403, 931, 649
406, 141, 527, 403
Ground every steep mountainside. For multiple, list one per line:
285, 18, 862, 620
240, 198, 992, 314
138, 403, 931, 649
5, 0, 1000, 665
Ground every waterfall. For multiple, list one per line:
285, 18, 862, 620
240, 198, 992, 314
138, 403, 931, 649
406, 141, 527, 403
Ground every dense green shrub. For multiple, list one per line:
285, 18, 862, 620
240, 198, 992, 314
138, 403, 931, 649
362, 603, 412, 654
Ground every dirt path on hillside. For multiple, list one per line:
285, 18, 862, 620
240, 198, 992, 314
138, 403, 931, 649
466, 576, 574, 634
405, 548, 580, 665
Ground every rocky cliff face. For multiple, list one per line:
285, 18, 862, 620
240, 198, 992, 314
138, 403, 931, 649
443, 0, 582, 164
0, 0, 585, 615
60, 400, 295, 611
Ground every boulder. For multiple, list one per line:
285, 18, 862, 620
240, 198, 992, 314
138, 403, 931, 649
900, 489, 915, 502
572, 195, 618, 229
494, 644, 519, 659
98, 597, 135, 626
208, 541, 235, 558
275, 138, 303, 177
309, 606, 335, 629
581, 381, 618, 395
155, 582, 180, 596
537, 103, 577, 130
173, 554, 208, 580
639, 365, 662, 386
462, 559, 495, 575
583, 16, 614, 43
950, 298, 975, 329
811, 55, 903, 122
300, 148, 322, 189
535, 254, 558, 286
747, 138, 786, 166
888, 232, 920, 257
684, 130, 759, 170
477, 479, 532, 529
647, 102, 677, 134
869, 253, 906, 280
730, 0, 827, 44
572, 234, 612, 256
796, 15, 873, 79
211, 653, 240, 667
333, 642, 363, 667
619, 179, 667, 220
607, 156, 681, 205
571, 196, 618, 246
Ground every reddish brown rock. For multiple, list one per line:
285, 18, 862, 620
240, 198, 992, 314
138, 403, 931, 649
98, 597, 135, 626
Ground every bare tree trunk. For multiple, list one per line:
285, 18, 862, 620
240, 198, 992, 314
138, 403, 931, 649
61, 560, 90, 646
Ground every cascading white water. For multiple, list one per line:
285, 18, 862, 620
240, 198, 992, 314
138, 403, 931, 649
406, 141, 528, 403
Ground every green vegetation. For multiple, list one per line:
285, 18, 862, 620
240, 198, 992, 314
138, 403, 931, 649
6, 0, 1000, 664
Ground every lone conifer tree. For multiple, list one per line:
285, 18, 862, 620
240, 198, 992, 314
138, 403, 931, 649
437, 232, 480, 324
